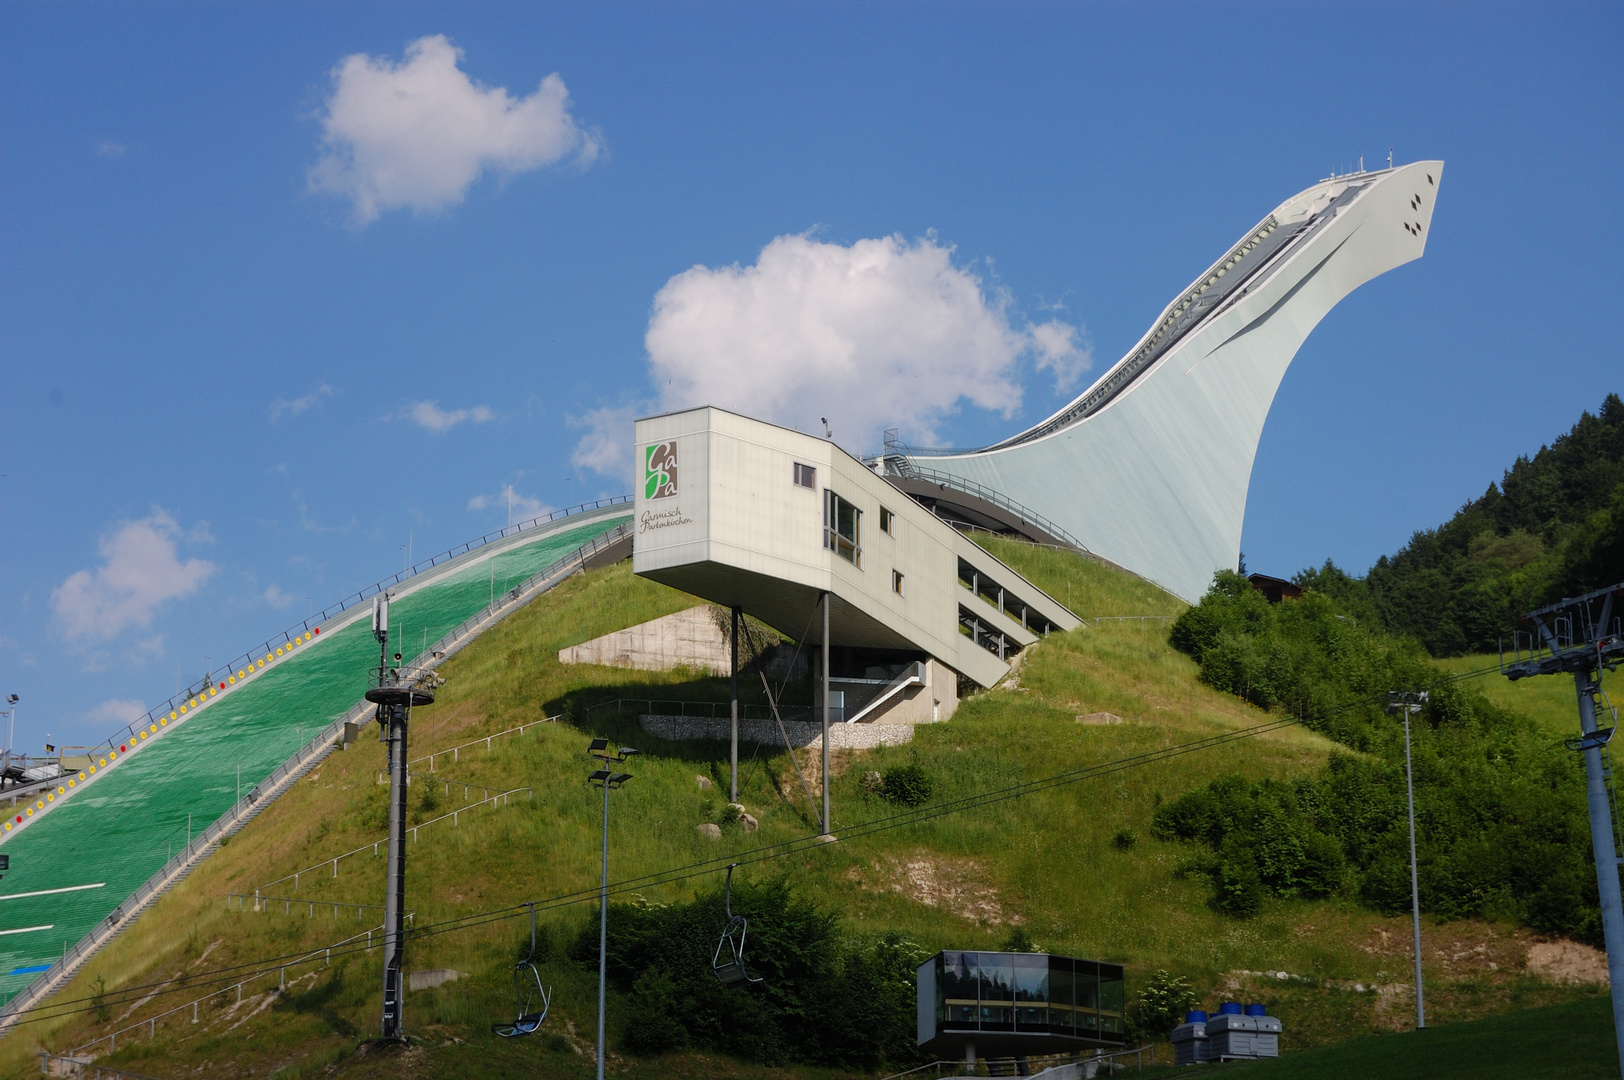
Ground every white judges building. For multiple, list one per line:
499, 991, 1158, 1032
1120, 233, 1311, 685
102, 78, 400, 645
632, 407, 1078, 722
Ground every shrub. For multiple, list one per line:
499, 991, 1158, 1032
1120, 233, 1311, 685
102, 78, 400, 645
1112, 828, 1138, 850
1127, 970, 1199, 1042
569, 878, 925, 1069
881, 763, 934, 807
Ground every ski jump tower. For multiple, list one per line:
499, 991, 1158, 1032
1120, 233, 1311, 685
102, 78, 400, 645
884, 160, 1444, 602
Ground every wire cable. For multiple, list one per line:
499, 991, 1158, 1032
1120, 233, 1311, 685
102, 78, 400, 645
9, 658, 1512, 1028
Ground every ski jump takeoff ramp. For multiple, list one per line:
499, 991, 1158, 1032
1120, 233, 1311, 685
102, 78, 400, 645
888, 161, 1444, 603
0, 500, 632, 1033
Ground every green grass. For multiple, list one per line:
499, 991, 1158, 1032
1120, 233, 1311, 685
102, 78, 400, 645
4, 555, 1608, 1079
1178, 994, 1617, 1079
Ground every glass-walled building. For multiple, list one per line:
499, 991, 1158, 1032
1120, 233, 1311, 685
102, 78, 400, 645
917, 951, 1126, 1058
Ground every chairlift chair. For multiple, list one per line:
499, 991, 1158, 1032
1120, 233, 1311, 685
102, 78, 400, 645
712, 864, 763, 987
492, 903, 552, 1038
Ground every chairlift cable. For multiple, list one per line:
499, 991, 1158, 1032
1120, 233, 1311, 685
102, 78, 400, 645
7, 661, 1509, 1027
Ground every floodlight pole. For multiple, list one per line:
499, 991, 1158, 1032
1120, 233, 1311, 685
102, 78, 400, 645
588, 743, 636, 1080
597, 768, 610, 1080
1388, 691, 1428, 1029
730, 605, 740, 802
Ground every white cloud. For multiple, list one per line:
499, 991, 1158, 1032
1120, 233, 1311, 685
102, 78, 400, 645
96, 141, 126, 158
643, 232, 1088, 450
468, 485, 551, 522
52, 511, 215, 641
401, 401, 494, 433
308, 34, 601, 225
268, 383, 337, 421
85, 698, 147, 726
263, 585, 296, 610
568, 405, 639, 482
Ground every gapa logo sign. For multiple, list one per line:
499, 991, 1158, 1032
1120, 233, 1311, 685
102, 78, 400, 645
644, 442, 678, 499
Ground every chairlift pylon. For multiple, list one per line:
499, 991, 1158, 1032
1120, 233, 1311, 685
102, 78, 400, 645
712, 863, 763, 987
492, 902, 552, 1038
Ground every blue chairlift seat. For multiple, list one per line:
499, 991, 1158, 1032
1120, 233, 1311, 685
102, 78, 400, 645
712, 864, 763, 987
492, 903, 553, 1038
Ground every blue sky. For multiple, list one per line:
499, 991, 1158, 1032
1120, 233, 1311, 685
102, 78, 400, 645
1, 3, 1619, 749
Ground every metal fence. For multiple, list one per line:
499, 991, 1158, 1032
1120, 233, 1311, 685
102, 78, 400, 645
878, 1043, 1155, 1079
885, 461, 1093, 557
51, 498, 631, 764
66, 925, 384, 1058
38, 1052, 170, 1079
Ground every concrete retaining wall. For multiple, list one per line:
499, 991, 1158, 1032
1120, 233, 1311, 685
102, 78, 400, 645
639, 715, 915, 749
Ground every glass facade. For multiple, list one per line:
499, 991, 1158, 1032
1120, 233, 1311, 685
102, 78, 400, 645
926, 951, 1126, 1046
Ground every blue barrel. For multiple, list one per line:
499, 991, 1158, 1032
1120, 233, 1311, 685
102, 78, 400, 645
1218, 1002, 1243, 1015
1245, 1004, 1267, 1016
1185, 1010, 1209, 1023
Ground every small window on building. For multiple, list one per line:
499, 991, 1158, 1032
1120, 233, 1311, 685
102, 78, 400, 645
892, 569, 906, 597
793, 462, 816, 489
879, 506, 895, 536
824, 489, 862, 568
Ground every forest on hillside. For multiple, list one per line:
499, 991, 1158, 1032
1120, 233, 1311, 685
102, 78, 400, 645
1295, 393, 1624, 657
1165, 572, 1598, 943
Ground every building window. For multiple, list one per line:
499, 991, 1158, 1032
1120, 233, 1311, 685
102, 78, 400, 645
794, 462, 816, 489
879, 506, 895, 536
824, 489, 862, 568
892, 570, 906, 597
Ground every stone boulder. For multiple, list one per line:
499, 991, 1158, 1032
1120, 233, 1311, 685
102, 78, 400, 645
696, 823, 723, 840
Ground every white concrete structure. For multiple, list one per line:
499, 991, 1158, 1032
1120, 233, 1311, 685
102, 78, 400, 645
632, 408, 1079, 696
889, 162, 1445, 602
559, 605, 734, 676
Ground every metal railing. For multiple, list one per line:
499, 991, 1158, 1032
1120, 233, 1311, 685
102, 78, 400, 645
0, 519, 631, 1038
226, 894, 401, 920
67, 925, 383, 1058
403, 716, 560, 774
879, 1043, 1154, 1079
255, 788, 530, 894
1091, 615, 1174, 628
883, 459, 1092, 556
584, 697, 813, 723
44, 498, 631, 765
37, 1053, 169, 1079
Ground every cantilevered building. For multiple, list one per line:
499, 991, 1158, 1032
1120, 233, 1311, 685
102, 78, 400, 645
884, 161, 1444, 602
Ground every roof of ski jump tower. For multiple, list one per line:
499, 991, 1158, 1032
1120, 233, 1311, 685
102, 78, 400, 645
888, 161, 1444, 602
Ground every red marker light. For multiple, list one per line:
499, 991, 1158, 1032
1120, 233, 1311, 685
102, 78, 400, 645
120, 745, 127, 752
219, 682, 226, 690
313, 627, 320, 635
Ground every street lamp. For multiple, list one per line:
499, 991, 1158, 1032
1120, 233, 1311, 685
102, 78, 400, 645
3, 695, 17, 760
1386, 690, 1429, 1029
587, 738, 637, 1080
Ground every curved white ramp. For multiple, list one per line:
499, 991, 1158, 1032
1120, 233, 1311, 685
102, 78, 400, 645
895, 162, 1444, 601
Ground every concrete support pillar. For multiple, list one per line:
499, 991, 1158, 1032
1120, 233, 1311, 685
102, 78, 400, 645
821, 592, 831, 837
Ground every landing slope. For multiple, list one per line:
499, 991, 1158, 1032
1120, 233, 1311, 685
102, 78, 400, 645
0, 506, 628, 1006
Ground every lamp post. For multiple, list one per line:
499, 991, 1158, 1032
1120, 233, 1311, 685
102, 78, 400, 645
1386, 690, 1429, 1029
363, 593, 434, 1042
587, 739, 636, 1080
3, 695, 17, 765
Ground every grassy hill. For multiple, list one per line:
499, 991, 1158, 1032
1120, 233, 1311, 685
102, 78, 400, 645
3, 543, 1609, 1078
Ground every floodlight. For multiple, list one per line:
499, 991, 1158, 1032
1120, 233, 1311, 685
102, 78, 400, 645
587, 738, 608, 754
587, 768, 612, 784
618, 747, 640, 758
609, 772, 633, 787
